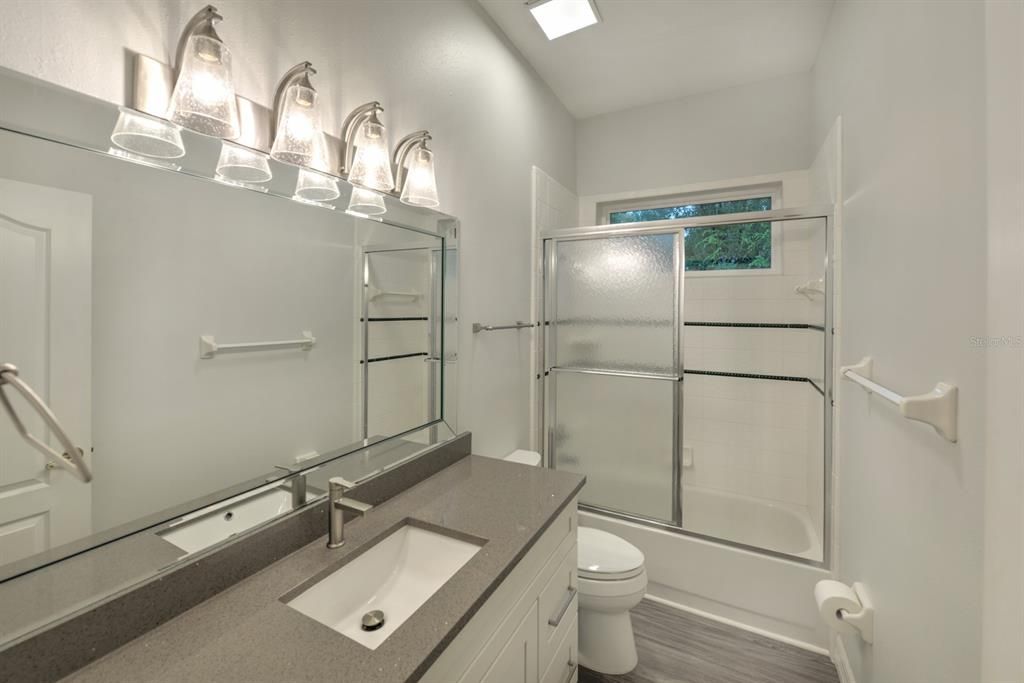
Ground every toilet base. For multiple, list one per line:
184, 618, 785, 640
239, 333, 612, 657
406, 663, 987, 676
578, 609, 639, 675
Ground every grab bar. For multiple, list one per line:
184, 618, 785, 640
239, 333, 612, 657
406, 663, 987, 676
840, 356, 958, 442
199, 331, 315, 359
0, 363, 92, 482
472, 321, 535, 333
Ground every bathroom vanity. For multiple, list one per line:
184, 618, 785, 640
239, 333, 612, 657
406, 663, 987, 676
26, 451, 584, 683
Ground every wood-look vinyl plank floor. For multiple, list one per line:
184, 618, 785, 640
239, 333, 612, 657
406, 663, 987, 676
579, 600, 840, 683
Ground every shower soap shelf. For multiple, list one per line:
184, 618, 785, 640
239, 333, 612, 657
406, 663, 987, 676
840, 356, 958, 442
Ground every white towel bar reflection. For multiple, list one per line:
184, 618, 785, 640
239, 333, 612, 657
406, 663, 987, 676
199, 331, 316, 359
840, 356, 958, 442
472, 321, 536, 333
0, 363, 92, 482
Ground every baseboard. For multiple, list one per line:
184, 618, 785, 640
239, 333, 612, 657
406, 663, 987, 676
644, 593, 830, 656
831, 632, 857, 683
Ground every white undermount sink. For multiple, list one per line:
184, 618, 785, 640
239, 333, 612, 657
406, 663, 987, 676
286, 522, 484, 649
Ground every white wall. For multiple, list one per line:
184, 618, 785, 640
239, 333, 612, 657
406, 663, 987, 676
528, 166, 578, 451
575, 72, 814, 198
981, 2, 1024, 681
0, 0, 577, 458
812, 2, 988, 681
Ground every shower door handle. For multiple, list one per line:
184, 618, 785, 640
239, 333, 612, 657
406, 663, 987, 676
0, 363, 92, 482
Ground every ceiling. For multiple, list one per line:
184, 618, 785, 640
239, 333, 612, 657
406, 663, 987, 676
478, 0, 835, 119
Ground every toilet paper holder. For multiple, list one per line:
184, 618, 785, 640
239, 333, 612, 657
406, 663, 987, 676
815, 580, 874, 644
836, 583, 874, 644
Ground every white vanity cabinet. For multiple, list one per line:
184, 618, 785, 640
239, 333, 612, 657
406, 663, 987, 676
422, 498, 579, 683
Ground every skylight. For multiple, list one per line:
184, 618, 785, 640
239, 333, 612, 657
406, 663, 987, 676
528, 0, 600, 40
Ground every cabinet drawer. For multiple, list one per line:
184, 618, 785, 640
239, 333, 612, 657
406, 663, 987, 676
538, 542, 578, 674
541, 612, 578, 683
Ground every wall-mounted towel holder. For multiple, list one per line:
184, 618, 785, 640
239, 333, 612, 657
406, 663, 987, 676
840, 356, 958, 442
200, 331, 316, 359
472, 321, 535, 333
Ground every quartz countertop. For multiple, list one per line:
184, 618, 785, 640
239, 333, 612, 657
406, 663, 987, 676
60, 456, 585, 683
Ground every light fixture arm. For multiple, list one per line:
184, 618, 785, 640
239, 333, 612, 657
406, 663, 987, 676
174, 5, 223, 75
340, 101, 384, 176
272, 62, 317, 134
392, 130, 432, 194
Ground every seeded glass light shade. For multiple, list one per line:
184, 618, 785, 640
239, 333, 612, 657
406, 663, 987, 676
295, 168, 341, 202
347, 187, 387, 216
216, 141, 272, 183
110, 107, 186, 159
167, 34, 240, 138
400, 147, 439, 208
348, 120, 394, 193
271, 84, 322, 167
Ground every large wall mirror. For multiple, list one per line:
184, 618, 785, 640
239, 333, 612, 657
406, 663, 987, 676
0, 68, 459, 605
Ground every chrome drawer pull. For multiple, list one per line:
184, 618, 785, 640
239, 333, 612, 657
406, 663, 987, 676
561, 661, 577, 683
0, 363, 92, 482
548, 586, 577, 627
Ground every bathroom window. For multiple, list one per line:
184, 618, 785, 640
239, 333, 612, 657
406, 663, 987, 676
599, 189, 779, 274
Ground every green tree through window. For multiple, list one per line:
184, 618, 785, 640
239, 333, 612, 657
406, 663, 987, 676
608, 196, 773, 271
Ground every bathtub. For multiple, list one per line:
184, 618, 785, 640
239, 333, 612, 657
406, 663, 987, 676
680, 485, 822, 561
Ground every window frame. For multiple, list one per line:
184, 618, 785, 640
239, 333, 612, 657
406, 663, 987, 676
596, 184, 783, 277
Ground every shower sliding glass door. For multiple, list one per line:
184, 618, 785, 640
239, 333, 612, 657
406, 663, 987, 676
543, 231, 683, 524
541, 210, 833, 566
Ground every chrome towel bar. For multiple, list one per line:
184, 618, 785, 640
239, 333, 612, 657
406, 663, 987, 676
199, 331, 315, 359
840, 356, 958, 442
472, 321, 535, 333
0, 363, 92, 482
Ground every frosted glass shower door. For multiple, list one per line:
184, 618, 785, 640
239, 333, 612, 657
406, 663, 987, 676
545, 232, 681, 524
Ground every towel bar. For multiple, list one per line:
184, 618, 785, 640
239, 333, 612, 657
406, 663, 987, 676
199, 331, 316, 359
472, 321, 535, 333
840, 356, 958, 442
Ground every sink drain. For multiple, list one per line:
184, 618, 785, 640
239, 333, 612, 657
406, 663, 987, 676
361, 610, 385, 632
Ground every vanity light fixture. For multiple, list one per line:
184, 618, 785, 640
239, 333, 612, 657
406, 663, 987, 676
528, 0, 601, 40
109, 107, 186, 159
216, 141, 272, 184
346, 187, 387, 216
295, 167, 341, 203
392, 131, 440, 208
166, 5, 240, 138
340, 102, 395, 193
271, 62, 325, 167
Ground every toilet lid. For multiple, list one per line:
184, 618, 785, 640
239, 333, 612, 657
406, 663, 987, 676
577, 527, 645, 580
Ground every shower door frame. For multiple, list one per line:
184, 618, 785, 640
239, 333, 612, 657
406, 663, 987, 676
537, 206, 835, 568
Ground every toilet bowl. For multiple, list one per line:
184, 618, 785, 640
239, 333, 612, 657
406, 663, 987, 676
500, 451, 646, 675
576, 526, 647, 675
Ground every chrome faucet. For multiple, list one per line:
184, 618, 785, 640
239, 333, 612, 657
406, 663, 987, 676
327, 477, 373, 549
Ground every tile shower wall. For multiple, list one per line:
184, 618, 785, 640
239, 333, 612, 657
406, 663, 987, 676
682, 218, 824, 512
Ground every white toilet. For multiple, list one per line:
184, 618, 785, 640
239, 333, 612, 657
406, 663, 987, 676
502, 450, 647, 675
576, 526, 647, 674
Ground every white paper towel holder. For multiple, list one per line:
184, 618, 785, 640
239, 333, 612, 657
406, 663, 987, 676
838, 582, 874, 644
